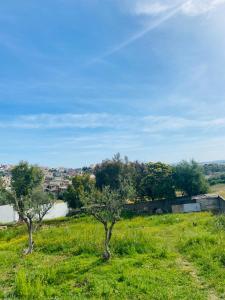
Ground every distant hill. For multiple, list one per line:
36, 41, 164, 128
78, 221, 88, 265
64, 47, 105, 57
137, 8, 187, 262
200, 160, 225, 165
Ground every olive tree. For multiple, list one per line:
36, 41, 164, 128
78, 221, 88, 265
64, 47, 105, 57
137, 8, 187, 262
82, 182, 134, 260
9, 162, 53, 254
11, 162, 44, 221
14, 188, 54, 254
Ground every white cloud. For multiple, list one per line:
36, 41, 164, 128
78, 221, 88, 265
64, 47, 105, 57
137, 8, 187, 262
91, 0, 225, 62
142, 115, 225, 133
1, 113, 225, 134
0, 113, 126, 129
129, 0, 225, 16
181, 0, 225, 16
134, 1, 169, 15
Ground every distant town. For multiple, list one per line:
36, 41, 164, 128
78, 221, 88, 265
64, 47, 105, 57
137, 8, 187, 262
0, 164, 95, 198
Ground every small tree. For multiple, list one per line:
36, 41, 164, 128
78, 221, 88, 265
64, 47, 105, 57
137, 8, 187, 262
14, 188, 54, 254
11, 162, 44, 221
9, 162, 53, 254
82, 182, 134, 260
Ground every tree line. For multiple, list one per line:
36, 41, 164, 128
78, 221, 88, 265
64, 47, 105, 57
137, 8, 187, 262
0, 156, 209, 260
64, 154, 209, 209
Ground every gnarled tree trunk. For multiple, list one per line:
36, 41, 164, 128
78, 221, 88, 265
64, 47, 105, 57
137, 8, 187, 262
24, 219, 34, 255
103, 221, 115, 261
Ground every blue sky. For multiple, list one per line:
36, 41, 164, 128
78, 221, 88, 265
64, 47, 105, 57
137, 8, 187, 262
0, 0, 225, 167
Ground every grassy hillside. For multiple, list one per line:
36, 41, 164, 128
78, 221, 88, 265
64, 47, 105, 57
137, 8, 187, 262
1, 213, 225, 299
210, 183, 225, 198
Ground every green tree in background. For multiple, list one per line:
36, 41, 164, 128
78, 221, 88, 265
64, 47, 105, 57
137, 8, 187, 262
0, 178, 14, 205
140, 162, 175, 200
64, 174, 94, 209
94, 153, 133, 191
129, 161, 147, 200
173, 160, 209, 197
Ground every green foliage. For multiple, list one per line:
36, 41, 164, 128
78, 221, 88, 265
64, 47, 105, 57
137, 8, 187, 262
173, 160, 209, 196
82, 175, 135, 225
94, 153, 132, 191
140, 162, 175, 200
129, 161, 147, 199
83, 186, 130, 224
208, 174, 225, 186
0, 178, 14, 205
203, 163, 225, 175
11, 161, 44, 198
64, 174, 95, 209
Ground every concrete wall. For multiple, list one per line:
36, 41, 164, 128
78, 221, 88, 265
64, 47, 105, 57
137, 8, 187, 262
0, 205, 18, 224
0, 202, 69, 224
43, 202, 69, 220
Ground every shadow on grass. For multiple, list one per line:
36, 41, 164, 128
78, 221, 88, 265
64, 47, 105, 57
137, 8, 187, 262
76, 258, 106, 275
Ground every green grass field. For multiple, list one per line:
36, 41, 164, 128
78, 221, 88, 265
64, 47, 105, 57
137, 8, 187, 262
1, 213, 225, 299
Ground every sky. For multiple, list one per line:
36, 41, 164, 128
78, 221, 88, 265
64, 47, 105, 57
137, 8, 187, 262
0, 0, 225, 167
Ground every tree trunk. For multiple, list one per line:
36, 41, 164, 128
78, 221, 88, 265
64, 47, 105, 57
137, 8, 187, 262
28, 222, 33, 254
102, 222, 115, 261
24, 220, 34, 255
103, 227, 111, 260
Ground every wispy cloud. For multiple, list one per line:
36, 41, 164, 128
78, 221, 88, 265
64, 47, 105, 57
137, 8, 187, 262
0, 113, 125, 129
181, 0, 225, 16
130, 0, 225, 16
90, 3, 182, 63
134, 1, 169, 15
91, 0, 225, 63
1, 113, 225, 134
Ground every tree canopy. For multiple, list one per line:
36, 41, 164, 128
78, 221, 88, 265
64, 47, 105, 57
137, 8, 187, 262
64, 174, 95, 209
11, 161, 44, 199
94, 153, 132, 191
173, 160, 209, 197
140, 162, 175, 200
